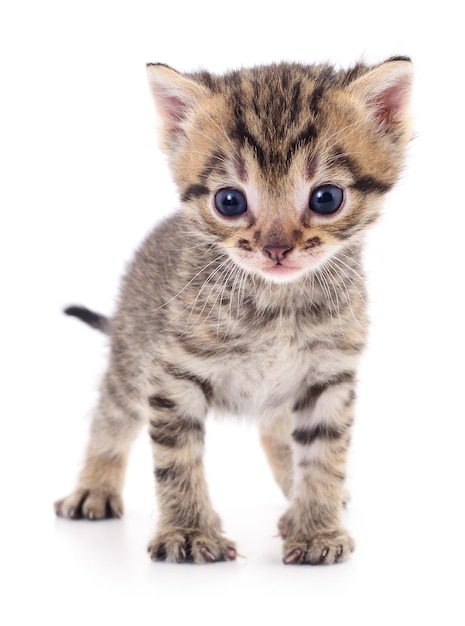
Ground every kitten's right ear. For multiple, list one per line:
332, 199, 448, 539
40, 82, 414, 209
347, 57, 413, 140
146, 63, 207, 151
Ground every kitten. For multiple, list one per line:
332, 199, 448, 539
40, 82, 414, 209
55, 58, 413, 565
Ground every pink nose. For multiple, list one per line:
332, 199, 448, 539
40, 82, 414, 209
262, 245, 293, 262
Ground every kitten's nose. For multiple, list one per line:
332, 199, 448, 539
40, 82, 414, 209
262, 245, 293, 262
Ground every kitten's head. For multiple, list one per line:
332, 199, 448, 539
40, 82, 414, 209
147, 58, 413, 283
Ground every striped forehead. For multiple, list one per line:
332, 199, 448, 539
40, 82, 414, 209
182, 63, 396, 203
223, 70, 326, 175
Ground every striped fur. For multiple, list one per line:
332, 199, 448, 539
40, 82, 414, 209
55, 58, 413, 565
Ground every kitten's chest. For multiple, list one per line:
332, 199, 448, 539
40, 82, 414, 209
162, 282, 363, 417
188, 316, 333, 417
211, 341, 308, 416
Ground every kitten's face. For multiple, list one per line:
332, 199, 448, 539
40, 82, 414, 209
148, 61, 412, 283
200, 156, 352, 283
200, 149, 366, 283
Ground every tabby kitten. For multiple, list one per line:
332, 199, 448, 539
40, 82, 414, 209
55, 58, 413, 565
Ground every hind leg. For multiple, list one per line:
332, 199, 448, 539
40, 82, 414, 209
260, 412, 294, 499
55, 372, 143, 520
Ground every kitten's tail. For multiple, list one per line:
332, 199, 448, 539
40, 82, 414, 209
64, 305, 109, 334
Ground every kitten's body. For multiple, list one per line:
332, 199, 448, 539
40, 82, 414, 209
56, 59, 412, 565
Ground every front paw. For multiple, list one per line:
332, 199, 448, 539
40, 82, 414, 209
282, 529, 355, 565
148, 528, 237, 564
54, 488, 123, 520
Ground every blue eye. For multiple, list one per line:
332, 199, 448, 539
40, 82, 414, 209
214, 189, 248, 217
309, 185, 344, 215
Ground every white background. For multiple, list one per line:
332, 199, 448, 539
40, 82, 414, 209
1, 1, 464, 624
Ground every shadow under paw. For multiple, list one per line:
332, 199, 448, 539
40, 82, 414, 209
54, 488, 123, 520
148, 528, 237, 564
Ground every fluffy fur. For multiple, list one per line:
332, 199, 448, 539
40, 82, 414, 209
55, 58, 413, 565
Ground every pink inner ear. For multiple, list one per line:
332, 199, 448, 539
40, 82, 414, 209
149, 81, 193, 134
162, 95, 191, 125
368, 80, 410, 130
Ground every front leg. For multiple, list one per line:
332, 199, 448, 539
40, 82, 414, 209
147, 377, 236, 564
281, 371, 356, 565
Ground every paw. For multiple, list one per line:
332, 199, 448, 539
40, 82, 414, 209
54, 488, 123, 520
282, 529, 355, 565
148, 528, 237, 564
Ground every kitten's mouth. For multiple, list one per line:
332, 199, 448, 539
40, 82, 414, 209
232, 249, 309, 282
262, 261, 303, 280
266, 264, 297, 273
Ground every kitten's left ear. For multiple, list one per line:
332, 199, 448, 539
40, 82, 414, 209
146, 63, 208, 152
348, 57, 413, 138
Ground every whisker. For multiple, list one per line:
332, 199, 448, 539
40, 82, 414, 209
151, 252, 226, 313
319, 263, 343, 333
215, 262, 241, 339
325, 258, 363, 327
181, 258, 234, 332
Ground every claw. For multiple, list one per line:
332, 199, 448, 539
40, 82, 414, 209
283, 548, 303, 565
311, 547, 329, 565
200, 546, 217, 562
176, 545, 187, 563
226, 547, 237, 560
